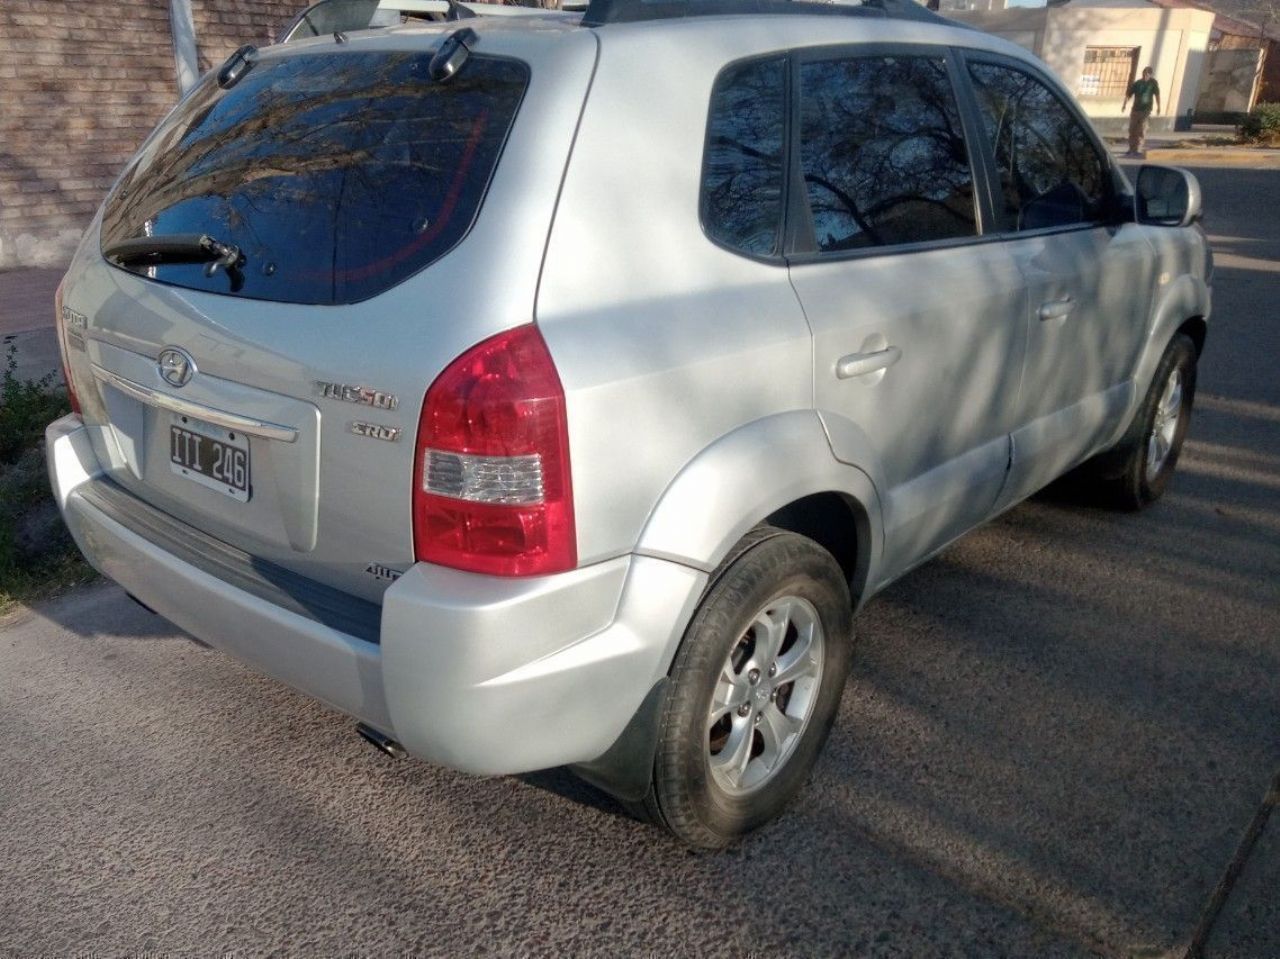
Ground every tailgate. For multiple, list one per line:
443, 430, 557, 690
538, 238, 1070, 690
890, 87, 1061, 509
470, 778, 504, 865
59, 27, 598, 603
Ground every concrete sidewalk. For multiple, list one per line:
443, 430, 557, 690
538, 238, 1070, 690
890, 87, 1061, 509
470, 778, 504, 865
1107, 127, 1280, 167
1, 268, 64, 385
1132, 145, 1280, 167
0, 267, 61, 336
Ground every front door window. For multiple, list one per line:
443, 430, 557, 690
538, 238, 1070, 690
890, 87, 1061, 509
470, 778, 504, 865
967, 61, 1110, 232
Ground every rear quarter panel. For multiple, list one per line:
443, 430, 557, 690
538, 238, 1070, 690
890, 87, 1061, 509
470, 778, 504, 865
537, 22, 816, 568
537, 18, 1039, 570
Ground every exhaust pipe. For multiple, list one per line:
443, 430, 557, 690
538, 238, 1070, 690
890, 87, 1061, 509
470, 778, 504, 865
356, 722, 407, 760
127, 592, 157, 615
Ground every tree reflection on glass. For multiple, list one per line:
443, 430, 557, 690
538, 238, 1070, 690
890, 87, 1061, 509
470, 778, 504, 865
702, 57, 787, 257
799, 56, 976, 252
102, 53, 527, 304
967, 62, 1107, 231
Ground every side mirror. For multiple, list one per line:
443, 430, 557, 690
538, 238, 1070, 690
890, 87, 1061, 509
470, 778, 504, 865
1135, 165, 1202, 227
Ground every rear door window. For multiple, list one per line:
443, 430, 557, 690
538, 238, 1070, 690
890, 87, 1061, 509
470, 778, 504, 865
797, 54, 977, 252
101, 51, 528, 305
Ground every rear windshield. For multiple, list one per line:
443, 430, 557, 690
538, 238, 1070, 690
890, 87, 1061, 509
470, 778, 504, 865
101, 50, 528, 305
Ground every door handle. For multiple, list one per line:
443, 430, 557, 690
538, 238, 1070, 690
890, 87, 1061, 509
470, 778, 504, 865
1038, 297, 1074, 321
836, 345, 902, 379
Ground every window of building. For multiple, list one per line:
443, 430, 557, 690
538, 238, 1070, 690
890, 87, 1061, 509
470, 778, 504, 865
702, 57, 788, 257
1079, 47, 1139, 98
967, 61, 1110, 232
797, 56, 977, 252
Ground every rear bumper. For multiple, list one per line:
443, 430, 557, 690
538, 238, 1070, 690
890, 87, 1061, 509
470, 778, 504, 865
47, 414, 706, 775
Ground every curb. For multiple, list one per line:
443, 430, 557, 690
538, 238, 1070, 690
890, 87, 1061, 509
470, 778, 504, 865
1115, 148, 1280, 167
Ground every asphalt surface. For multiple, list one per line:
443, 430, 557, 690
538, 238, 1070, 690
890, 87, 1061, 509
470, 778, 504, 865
2, 163, 1278, 958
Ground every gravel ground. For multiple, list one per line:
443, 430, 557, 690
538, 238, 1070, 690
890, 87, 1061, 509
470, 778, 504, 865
0, 164, 1277, 958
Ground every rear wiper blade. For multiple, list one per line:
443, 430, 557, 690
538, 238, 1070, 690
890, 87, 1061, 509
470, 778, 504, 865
104, 233, 245, 280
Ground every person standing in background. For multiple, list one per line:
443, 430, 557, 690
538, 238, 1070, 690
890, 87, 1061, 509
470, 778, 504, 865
1123, 67, 1161, 158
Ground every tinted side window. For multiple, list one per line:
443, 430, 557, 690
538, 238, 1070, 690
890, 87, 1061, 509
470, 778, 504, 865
967, 61, 1109, 232
798, 56, 976, 253
702, 57, 787, 257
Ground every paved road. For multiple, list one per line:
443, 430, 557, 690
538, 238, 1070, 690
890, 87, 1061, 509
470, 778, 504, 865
2, 165, 1277, 958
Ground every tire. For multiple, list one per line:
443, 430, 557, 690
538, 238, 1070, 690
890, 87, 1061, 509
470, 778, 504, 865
637, 527, 853, 849
1086, 333, 1198, 511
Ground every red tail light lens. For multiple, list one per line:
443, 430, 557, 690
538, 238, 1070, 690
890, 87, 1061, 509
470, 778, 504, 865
53, 277, 81, 415
413, 324, 576, 577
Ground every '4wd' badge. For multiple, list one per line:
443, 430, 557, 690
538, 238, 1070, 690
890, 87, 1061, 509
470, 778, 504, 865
350, 421, 401, 442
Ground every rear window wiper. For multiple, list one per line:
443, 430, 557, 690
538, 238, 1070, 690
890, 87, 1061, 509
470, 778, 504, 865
104, 233, 246, 283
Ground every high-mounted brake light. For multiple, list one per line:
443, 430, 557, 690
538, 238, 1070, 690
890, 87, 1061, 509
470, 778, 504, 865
53, 277, 82, 415
413, 325, 576, 577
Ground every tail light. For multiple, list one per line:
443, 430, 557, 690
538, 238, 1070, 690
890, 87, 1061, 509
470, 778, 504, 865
413, 324, 576, 577
53, 277, 82, 415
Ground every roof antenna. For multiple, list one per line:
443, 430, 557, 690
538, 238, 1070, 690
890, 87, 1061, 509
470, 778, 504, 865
429, 27, 478, 81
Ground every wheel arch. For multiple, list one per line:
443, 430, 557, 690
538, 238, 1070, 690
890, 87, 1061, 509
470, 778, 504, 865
1128, 274, 1210, 419
634, 410, 884, 607
1178, 314, 1208, 357
579, 414, 883, 806
765, 491, 873, 610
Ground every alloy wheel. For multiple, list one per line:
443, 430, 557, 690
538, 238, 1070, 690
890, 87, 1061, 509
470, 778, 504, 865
706, 595, 825, 795
1146, 367, 1183, 482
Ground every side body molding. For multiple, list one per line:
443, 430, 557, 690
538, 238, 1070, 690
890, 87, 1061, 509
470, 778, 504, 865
634, 410, 885, 588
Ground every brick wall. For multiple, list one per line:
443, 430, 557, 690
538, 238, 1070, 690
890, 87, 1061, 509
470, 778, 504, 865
0, 0, 294, 269
189, 0, 298, 71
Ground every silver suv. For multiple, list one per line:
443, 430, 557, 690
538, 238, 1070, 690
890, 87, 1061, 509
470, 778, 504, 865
47, 0, 1210, 848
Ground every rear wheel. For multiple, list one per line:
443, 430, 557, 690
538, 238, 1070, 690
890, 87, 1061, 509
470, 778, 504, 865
639, 528, 852, 849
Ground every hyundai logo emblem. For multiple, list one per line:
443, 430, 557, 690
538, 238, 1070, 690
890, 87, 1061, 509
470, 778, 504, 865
157, 347, 197, 388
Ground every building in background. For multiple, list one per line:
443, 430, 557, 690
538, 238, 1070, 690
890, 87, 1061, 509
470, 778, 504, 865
944, 0, 1216, 134
0, 0, 296, 269
1154, 0, 1280, 117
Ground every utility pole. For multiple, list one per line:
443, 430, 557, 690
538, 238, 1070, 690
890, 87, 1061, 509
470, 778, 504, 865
170, 0, 199, 95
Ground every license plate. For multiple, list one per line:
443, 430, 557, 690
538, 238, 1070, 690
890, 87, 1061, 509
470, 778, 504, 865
169, 415, 251, 502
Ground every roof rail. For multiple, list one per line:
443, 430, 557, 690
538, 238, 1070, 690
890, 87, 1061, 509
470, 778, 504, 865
580, 0, 955, 28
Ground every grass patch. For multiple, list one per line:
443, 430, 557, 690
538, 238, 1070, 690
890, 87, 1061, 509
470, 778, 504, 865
1167, 134, 1243, 148
1239, 102, 1280, 145
0, 345, 96, 613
